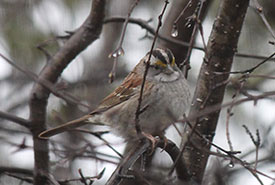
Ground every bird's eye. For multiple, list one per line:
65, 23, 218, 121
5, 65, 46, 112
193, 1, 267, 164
153, 65, 160, 70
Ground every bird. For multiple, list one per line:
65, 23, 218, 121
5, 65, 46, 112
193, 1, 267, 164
39, 48, 191, 143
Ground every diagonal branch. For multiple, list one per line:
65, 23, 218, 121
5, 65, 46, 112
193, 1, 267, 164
0, 53, 91, 110
106, 139, 190, 185
251, 0, 275, 39
134, 0, 170, 137
0, 110, 31, 128
28, 1, 106, 185
104, 17, 275, 61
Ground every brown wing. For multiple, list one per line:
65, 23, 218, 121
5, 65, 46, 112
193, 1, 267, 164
91, 71, 143, 114
39, 69, 144, 139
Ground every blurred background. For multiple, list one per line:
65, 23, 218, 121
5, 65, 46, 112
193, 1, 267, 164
0, 0, 275, 184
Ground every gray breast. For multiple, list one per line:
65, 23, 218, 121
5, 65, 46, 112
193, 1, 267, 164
158, 77, 191, 121
138, 76, 191, 135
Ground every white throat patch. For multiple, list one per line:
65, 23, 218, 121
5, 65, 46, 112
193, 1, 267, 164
154, 71, 180, 82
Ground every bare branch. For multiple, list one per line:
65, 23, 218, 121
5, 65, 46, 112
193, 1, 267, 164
59, 168, 105, 184
4, 173, 33, 183
251, 0, 275, 39
184, 0, 250, 182
0, 110, 30, 128
104, 17, 275, 61
106, 139, 190, 185
74, 128, 123, 158
184, 123, 270, 184
228, 52, 275, 74
182, 1, 206, 77
0, 167, 33, 176
0, 52, 91, 110
185, 90, 275, 124
242, 125, 261, 169
135, 0, 170, 137
172, 0, 192, 28
108, 0, 140, 82
28, 1, 106, 184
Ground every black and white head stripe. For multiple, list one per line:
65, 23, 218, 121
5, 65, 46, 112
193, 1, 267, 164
151, 48, 174, 64
165, 48, 174, 65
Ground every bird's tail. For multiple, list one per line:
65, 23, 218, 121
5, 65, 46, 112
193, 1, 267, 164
39, 114, 95, 139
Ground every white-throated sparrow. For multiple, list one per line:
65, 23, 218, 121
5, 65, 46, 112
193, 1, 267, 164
39, 48, 191, 141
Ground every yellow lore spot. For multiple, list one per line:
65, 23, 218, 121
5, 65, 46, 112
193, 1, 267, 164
155, 60, 167, 68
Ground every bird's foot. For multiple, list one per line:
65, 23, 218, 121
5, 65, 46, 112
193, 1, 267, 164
140, 132, 157, 155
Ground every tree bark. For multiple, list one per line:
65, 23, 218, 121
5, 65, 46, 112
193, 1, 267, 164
184, 0, 250, 183
28, 1, 106, 184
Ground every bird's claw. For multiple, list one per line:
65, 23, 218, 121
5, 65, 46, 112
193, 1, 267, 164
140, 132, 157, 155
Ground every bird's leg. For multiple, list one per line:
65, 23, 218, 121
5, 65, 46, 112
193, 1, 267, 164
140, 132, 157, 155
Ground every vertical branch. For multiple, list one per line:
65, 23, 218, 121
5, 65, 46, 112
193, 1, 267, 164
161, 0, 210, 71
134, 0, 170, 136
182, 0, 206, 77
108, 0, 140, 82
28, 1, 106, 184
183, 0, 250, 183
225, 77, 247, 152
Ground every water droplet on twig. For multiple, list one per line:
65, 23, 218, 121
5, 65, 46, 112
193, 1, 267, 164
171, 24, 178, 37
109, 47, 125, 58
228, 161, 234, 168
108, 72, 115, 83
186, 23, 192, 28
185, 16, 194, 29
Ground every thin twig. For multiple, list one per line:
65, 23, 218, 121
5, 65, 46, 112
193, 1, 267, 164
0, 167, 33, 176
0, 53, 92, 110
225, 77, 247, 152
171, 122, 183, 137
225, 109, 234, 152
255, 129, 260, 169
104, 17, 275, 61
134, 0, 170, 136
60, 168, 105, 184
249, 74, 275, 79
228, 52, 275, 74
4, 172, 33, 183
184, 123, 269, 185
174, 0, 192, 25
242, 125, 261, 169
74, 128, 123, 158
106, 138, 190, 185
78, 168, 89, 185
168, 116, 198, 176
49, 138, 121, 165
185, 89, 275, 124
252, 0, 275, 39
182, 0, 205, 77
108, 0, 140, 82
171, 0, 192, 37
